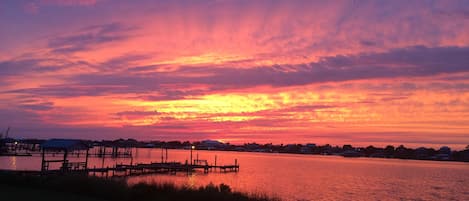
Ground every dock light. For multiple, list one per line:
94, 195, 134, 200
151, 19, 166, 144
190, 145, 195, 166
14, 141, 18, 145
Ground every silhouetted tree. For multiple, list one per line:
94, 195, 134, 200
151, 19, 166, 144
342, 144, 353, 151
384, 145, 395, 157
395, 145, 413, 159
364, 145, 378, 156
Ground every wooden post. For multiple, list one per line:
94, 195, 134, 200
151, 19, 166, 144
235, 159, 239, 172
190, 147, 193, 166
101, 153, 105, 168
63, 149, 69, 172
112, 147, 117, 158
85, 149, 89, 170
165, 148, 168, 163
161, 146, 164, 163
129, 147, 133, 158
41, 148, 46, 172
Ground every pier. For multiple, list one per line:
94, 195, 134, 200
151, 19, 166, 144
86, 161, 239, 177
35, 160, 240, 178
0, 139, 240, 178
36, 139, 239, 177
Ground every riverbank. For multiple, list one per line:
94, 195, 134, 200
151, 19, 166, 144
3, 138, 468, 162
0, 172, 277, 201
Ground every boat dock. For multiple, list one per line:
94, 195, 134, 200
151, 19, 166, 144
2, 139, 240, 177
86, 161, 239, 177
1, 160, 240, 178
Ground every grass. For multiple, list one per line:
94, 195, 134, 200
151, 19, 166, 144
0, 184, 103, 201
0, 172, 278, 201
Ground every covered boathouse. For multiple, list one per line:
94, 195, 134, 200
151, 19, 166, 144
40, 139, 90, 172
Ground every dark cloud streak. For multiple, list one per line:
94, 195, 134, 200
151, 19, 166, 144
48, 23, 137, 54
4, 46, 469, 98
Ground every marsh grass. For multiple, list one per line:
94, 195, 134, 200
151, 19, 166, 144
0, 172, 279, 201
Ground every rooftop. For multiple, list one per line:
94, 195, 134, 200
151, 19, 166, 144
41, 139, 89, 151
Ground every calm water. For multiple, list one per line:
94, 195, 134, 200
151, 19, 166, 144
1, 148, 468, 201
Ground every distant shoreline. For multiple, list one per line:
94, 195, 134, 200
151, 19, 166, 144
1, 138, 468, 163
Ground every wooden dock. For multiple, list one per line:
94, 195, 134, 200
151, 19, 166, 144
87, 161, 239, 177
1, 160, 240, 178
2, 140, 240, 177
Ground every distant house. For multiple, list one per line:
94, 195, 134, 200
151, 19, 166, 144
341, 150, 362, 157
415, 147, 431, 159
285, 144, 300, 153
435, 146, 452, 160
144, 143, 156, 148
245, 143, 261, 150
460, 150, 469, 162
299, 143, 317, 154
234, 147, 245, 151
300, 146, 312, 154
438, 146, 451, 154
199, 140, 226, 150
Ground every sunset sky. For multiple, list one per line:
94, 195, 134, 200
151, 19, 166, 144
1, 0, 468, 148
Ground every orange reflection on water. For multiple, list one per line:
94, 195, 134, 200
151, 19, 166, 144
1, 149, 468, 201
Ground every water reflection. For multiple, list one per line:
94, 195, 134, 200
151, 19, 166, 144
9, 156, 16, 170
1, 148, 468, 201
187, 174, 197, 188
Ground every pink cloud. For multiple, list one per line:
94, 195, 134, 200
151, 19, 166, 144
22, 0, 98, 14
40, 0, 99, 6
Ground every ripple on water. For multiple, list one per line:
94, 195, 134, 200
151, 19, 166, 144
431, 186, 443, 190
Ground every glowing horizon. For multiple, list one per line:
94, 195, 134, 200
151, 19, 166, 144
1, 0, 468, 149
